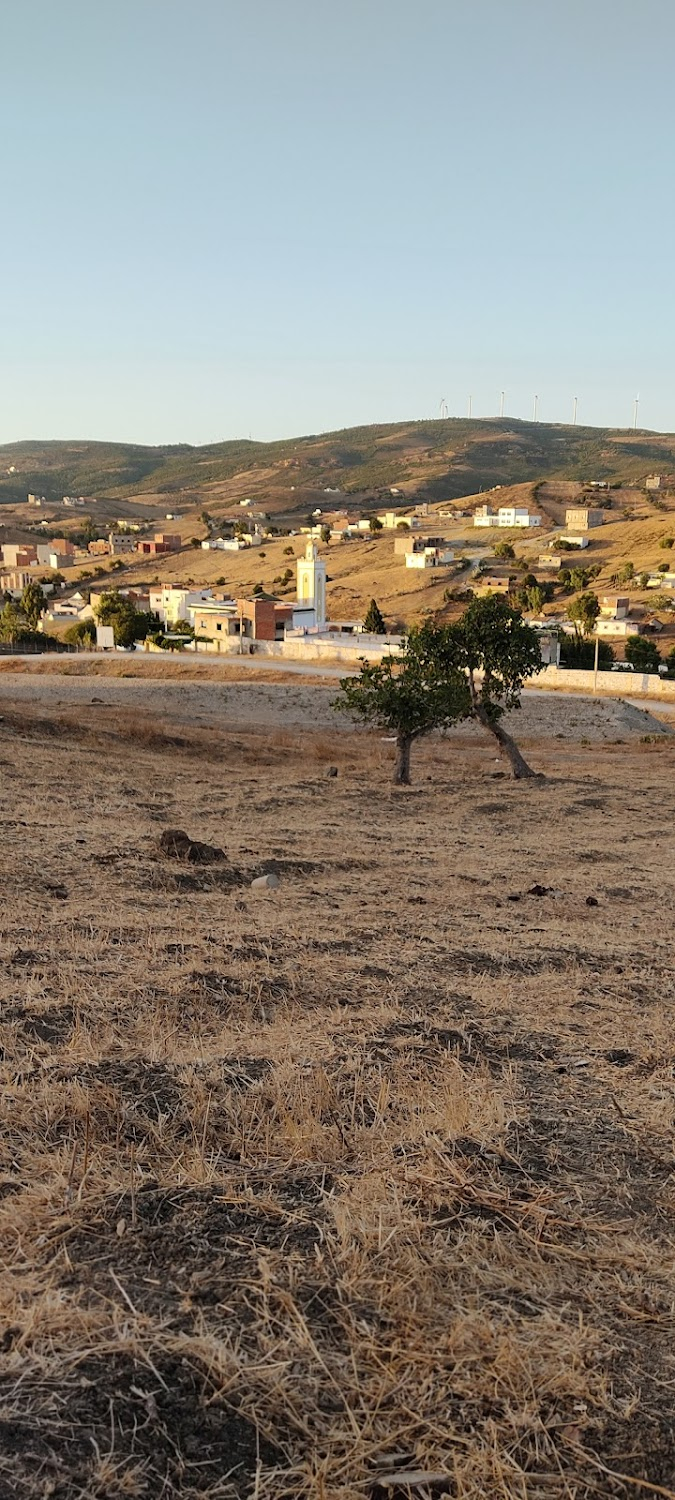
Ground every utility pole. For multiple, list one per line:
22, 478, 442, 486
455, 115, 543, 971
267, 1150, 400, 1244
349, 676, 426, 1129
572, 396, 578, 427
499, 390, 505, 419
533, 394, 538, 423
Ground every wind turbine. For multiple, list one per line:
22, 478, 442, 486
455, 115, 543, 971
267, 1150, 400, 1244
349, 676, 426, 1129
533, 394, 539, 423
572, 396, 578, 427
439, 397, 448, 419
633, 394, 640, 430
499, 390, 505, 419
467, 395, 473, 419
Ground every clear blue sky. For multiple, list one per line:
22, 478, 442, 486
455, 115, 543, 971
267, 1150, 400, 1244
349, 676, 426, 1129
2, 0, 674, 444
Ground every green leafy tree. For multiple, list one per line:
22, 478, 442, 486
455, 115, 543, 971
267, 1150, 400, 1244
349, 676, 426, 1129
559, 635, 614, 670
638, 572, 650, 589
665, 646, 675, 676
0, 602, 27, 644
523, 585, 545, 614
567, 591, 600, 637
64, 619, 97, 648
615, 562, 635, 585
493, 540, 515, 560
369, 516, 383, 534
658, 536, 674, 549
624, 635, 661, 673
440, 595, 544, 779
363, 598, 387, 634
20, 581, 46, 629
320, 525, 332, 543
334, 621, 470, 785
94, 591, 158, 647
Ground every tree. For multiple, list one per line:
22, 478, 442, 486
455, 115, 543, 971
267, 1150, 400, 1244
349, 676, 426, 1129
665, 646, 675, 677
440, 596, 544, 779
334, 621, 470, 785
64, 619, 97, 648
625, 635, 661, 673
0, 602, 27, 644
94, 591, 158, 647
320, 525, 332, 544
20, 581, 46, 629
659, 536, 674, 549
523, 584, 545, 615
493, 540, 515, 560
638, 572, 650, 589
567, 591, 600, 637
369, 516, 383, 534
363, 598, 387, 634
559, 634, 614, 670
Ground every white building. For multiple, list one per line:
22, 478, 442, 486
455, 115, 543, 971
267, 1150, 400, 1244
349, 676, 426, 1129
149, 587, 213, 626
296, 539, 326, 627
405, 546, 454, 569
473, 505, 541, 528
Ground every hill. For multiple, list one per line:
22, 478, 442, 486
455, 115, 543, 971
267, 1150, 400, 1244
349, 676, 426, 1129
3, 417, 675, 518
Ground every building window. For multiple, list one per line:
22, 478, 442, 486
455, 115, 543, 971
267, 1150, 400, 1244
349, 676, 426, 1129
216, 622, 222, 632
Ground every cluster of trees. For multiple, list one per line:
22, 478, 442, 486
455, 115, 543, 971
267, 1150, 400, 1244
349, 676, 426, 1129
558, 564, 601, 591
336, 595, 543, 784
64, 591, 159, 649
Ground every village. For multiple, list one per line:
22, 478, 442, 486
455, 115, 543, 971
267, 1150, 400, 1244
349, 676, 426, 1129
1, 480, 675, 697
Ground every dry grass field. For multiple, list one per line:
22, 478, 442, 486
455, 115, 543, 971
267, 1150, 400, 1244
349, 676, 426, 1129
1, 691, 675, 1499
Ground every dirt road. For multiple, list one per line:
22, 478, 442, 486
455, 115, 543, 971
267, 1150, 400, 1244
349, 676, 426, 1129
0, 669, 669, 742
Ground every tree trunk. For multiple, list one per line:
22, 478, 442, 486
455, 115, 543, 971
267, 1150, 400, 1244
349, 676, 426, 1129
394, 733, 412, 785
472, 701, 539, 780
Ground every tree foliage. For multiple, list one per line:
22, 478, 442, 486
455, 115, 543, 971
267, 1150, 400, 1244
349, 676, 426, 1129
624, 635, 661, 673
567, 591, 600, 637
335, 621, 470, 784
94, 591, 158, 647
363, 598, 387, 634
20, 582, 47, 629
493, 540, 515, 560
559, 634, 614, 669
336, 597, 544, 783
64, 619, 97, 647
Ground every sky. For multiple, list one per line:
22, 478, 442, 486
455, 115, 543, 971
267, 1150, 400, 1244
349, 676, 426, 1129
1, 0, 674, 445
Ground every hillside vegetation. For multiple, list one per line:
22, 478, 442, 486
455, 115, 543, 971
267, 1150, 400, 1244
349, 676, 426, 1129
3, 417, 675, 514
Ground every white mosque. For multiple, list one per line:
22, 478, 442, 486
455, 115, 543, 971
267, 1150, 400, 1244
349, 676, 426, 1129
294, 539, 326, 629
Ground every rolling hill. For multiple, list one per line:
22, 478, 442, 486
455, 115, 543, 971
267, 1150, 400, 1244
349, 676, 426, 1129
2, 417, 675, 518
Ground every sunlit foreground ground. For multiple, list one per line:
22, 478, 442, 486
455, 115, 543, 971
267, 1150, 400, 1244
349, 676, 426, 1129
1, 689, 674, 1499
